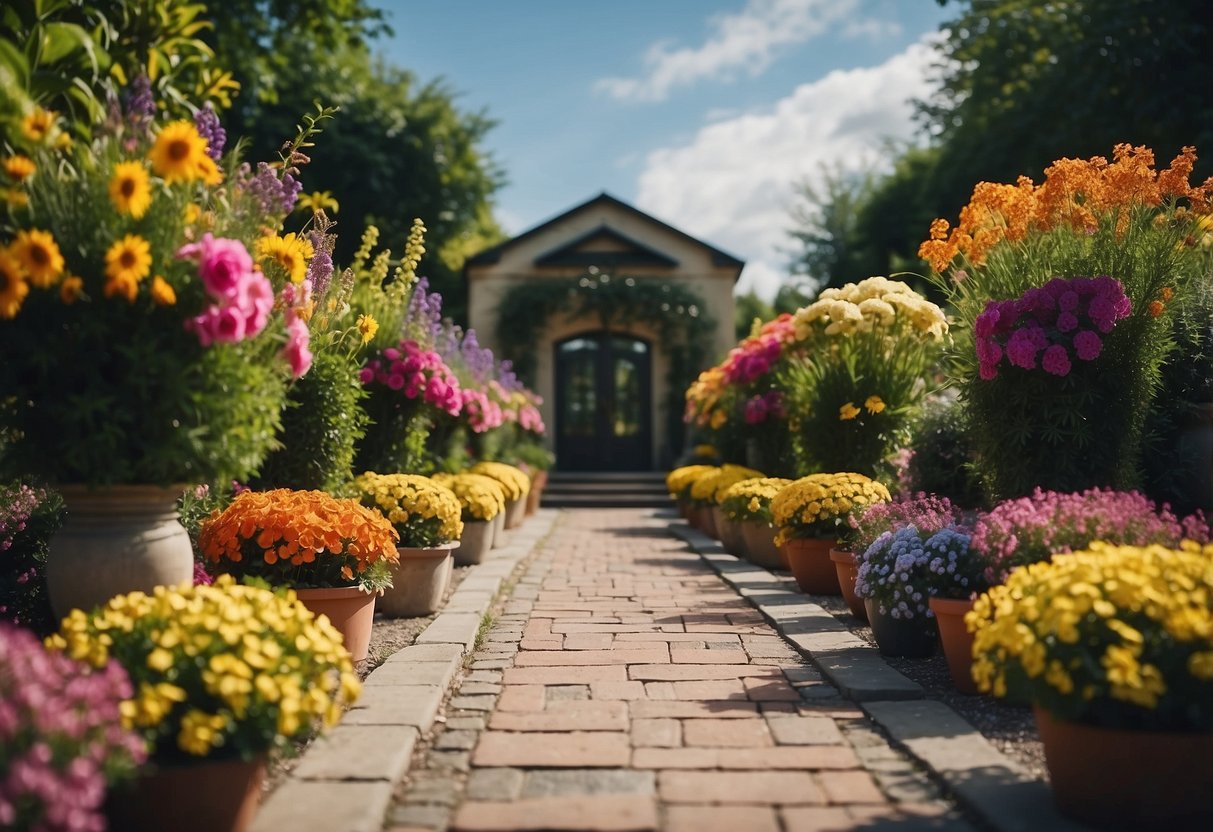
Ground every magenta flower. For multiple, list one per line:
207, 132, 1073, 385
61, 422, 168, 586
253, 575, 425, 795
1073, 330, 1103, 360
281, 316, 312, 378
176, 233, 253, 302
1041, 344, 1072, 376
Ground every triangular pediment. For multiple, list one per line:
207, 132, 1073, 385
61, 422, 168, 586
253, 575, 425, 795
534, 225, 679, 269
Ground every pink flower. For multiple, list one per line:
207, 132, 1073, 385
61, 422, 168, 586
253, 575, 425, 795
282, 316, 312, 377
1055, 311, 1079, 332
358, 367, 375, 384
176, 233, 255, 302
1073, 330, 1103, 361
213, 305, 247, 343
1041, 344, 1072, 376
1006, 329, 1039, 369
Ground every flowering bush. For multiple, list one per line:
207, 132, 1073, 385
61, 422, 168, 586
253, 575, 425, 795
968, 542, 1213, 731
1, 623, 144, 832
974, 276, 1131, 379
666, 465, 716, 500
469, 462, 531, 502
198, 489, 400, 591
720, 478, 792, 523
45, 577, 361, 761
688, 464, 764, 506
847, 493, 961, 556
431, 473, 507, 522
782, 278, 948, 478
354, 472, 463, 547
771, 473, 891, 545
921, 145, 1213, 498
856, 525, 985, 619
972, 487, 1209, 585
0, 93, 329, 486
0, 483, 63, 632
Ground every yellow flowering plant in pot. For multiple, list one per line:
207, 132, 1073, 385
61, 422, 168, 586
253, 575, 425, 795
432, 472, 507, 565
44, 576, 362, 830
0, 90, 336, 615
780, 277, 949, 479
353, 472, 463, 617
688, 464, 763, 544
719, 477, 793, 569
967, 542, 1213, 829
469, 461, 531, 530
771, 473, 891, 594
197, 489, 400, 662
666, 464, 715, 518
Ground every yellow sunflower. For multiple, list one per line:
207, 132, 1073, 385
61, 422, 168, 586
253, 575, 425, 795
104, 274, 138, 303
150, 275, 176, 306
0, 249, 29, 318
20, 108, 55, 143
104, 234, 153, 286
357, 314, 379, 344
108, 162, 152, 219
148, 121, 209, 183
256, 232, 314, 283
3, 155, 35, 182
60, 275, 84, 305
12, 229, 65, 288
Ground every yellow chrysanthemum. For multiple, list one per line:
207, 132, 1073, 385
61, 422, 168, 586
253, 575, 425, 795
864, 395, 886, 415
151, 275, 176, 306
104, 234, 152, 286
357, 314, 379, 344
0, 249, 30, 318
148, 121, 209, 183
108, 161, 152, 219
59, 275, 84, 305
20, 108, 55, 143
12, 229, 65, 288
839, 402, 860, 421
3, 155, 35, 182
256, 233, 314, 284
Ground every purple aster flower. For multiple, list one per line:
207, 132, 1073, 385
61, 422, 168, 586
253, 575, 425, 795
193, 105, 226, 160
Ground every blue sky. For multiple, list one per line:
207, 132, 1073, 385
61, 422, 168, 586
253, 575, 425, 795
376, 0, 952, 298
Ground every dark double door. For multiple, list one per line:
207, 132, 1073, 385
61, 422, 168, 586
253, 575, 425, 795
555, 333, 652, 471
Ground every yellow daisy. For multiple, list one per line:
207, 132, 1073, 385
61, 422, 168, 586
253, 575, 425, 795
20, 108, 55, 143
104, 234, 153, 285
838, 402, 861, 421
195, 153, 223, 186
12, 229, 65, 288
0, 249, 29, 318
150, 275, 176, 306
108, 162, 152, 219
864, 395, 886, 415
148, 121, 209, 183
60, 275, 84, 305
357, 314, 379, 344
3, 155, 36, 182
256, 232, 314, 283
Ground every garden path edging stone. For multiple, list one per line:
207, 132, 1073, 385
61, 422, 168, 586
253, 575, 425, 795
668, 516, 1082, 832
250, 509, 559, 832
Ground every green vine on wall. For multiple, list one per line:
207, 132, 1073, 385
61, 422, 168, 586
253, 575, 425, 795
496, 270, 718, 451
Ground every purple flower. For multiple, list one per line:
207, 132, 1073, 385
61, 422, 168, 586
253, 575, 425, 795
240, 161, 301, 216
1041, 344, 1072, 376
192, 105, 226, 160
1073, 330, 1102, 361
1006, 328, 1040, 369
1055, 311, 1079, 332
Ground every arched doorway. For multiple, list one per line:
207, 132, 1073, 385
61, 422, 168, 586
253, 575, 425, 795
555, 332, 653, 471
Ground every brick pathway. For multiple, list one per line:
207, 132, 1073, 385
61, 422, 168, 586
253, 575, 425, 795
384, 510, 971, 832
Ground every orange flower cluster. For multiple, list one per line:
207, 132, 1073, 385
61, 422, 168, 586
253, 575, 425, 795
199, 489, 399, 580
919, 145, 1213, 273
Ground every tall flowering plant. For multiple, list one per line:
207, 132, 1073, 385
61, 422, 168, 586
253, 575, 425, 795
1, 624, 145, 832
921, 144, 1213, 498
0, 93, 326, 485
781, 277, 948, 478
0, 483, 63, 632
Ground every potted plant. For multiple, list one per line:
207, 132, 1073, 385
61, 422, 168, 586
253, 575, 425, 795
511, 440, 555, 516
854, 524, 980, 659
921, 144, 1213, 500
432, 472, 507, 565
354, 472, 463, 617
697, 464, 764, 548
197, 489, 399, 661
719, 477, 792, 569
781, 277, 949, 478
45, 576, 361, 832
772, 473, 890, 594
844, 494, 963, 621
469, 461, 530, 530
1, 622, 145, 832
0, 92, 330, 615
968, 542, 1213, 829
665, 465, 716, 523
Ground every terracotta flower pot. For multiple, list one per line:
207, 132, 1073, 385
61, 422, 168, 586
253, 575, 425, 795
738, 521, 783, 569
293, 585, 377, 662
379, 543, 456, 617
1034, 706, 1213, 830
106, 755, 266, 832
526, 471, 547, 516
783, 537, 841, 594
713, 506, 748, 558
698, 505, 719, 539
504, 496, 527, 530
46, 485, 195, 617
829, 549, 867, 620
454, 519, 494, 566
930, 596, 978, 694
864, 598, 937, 658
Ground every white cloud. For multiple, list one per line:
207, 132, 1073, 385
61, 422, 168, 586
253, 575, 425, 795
633, 37, 937, 301
596, 0, 899, 103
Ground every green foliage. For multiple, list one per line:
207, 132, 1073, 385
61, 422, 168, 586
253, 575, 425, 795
786, 162, 882, 292
354, 389, 431, 475
0, 482, 64, 634
496, 270, 716, 456
254, 350, 369, 493
505, 439, 555, 473
734, 291, 773, 341
903, 397, 985, 507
